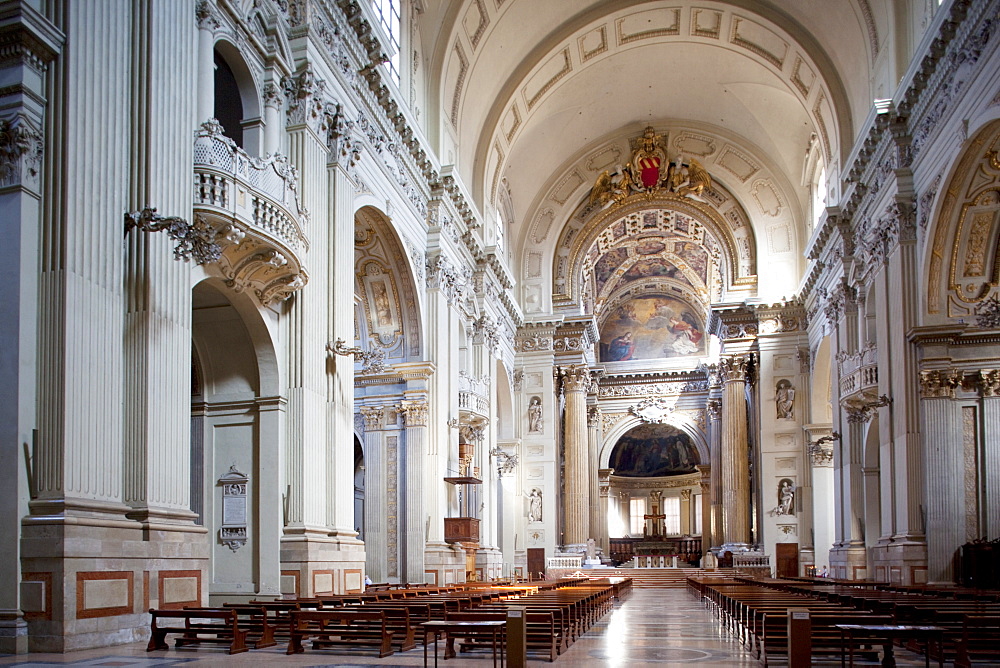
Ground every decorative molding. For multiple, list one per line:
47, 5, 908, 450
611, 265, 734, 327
359, 405, 385, 431
628, 397, 675, 423
401, 399, 429, 427
327, 338, 386, 374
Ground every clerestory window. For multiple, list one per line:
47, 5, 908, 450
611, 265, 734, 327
371, 0, 401, 84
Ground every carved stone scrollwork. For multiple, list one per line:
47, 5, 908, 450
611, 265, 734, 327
401, 400, 429, 427
629, 397, 675, 424
490, 447, 518, 477
125, 207, 222, 265
808, 432, 839, 467
843, 395, 891, 423
707, 399, 721, 420
195, 0, 220, 30
515, 334, 552, 352
918, 369, 963, 398
327, 338, 386, 374
974, 294, 1000, 329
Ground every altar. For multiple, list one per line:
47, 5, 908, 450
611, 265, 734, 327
632, 554, 680, 568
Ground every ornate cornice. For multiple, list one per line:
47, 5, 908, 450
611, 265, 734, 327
0, 2, 64, 74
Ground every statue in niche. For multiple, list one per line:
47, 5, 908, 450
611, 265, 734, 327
527, 488, 543, 522
527, 396, 543, 433
777, 479, 795, 515
776, 380, 795, 419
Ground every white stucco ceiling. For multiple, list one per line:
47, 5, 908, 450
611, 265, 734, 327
416, 0, 894, 295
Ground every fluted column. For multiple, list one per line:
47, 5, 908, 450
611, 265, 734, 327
361, 407, 388, 582
560, 365, 591, 548
597, 468, 612, 554
262, 83, 281, 155
588, 406, 606, 553
0, 3, 62, 653
195, 0, 216, 123
919, 370, 963, 584
401, 399, 428, 584
719, 356, 750, 547
707, 397, 722, 550
697, 467, 712, 558
680, 489, 692, 535
983, 371, 1000, 538
283, 67, 330, 548
122, 0, 199, 525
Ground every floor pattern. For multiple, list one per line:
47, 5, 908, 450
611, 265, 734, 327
0, 588, 934, 666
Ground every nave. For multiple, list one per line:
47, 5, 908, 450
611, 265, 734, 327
0, 587, 936, 667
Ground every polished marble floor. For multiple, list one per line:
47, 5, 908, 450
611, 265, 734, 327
0, 588, 935, 667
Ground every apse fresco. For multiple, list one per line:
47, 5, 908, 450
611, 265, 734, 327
610, 424, 699, 477
598, 295, 705, 361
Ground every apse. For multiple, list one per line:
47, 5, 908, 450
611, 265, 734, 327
609, 423, 700, 478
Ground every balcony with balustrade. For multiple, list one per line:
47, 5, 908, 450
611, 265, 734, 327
193, 120, 309, 304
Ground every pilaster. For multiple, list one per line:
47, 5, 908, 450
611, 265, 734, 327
360, 406, 388, 582
560, 364, 591, 549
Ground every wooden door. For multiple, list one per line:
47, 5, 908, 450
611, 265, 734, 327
527, 548, 545, 579
776, 542, 799, 577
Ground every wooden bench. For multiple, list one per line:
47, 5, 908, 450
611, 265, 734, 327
447, 610, 558, 662
187, 605, 276, 649
954, 615, 1000, 667
146, 608, 248, 654
286, 609, 393, 657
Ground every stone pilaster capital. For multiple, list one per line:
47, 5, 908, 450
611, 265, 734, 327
195, 0, 220, 30
283, 66, 330, 135
0, 115, 43, 190
587, 405, 602, 427
262, 83, 283, 109
559, 364, 592, 394
918, 369, 963, 398
618, 490, 630, 501
680, 489, 692, 501
978, 369, 1000, 397
359, 405, 385, 430
400, 399, 429, 427
706, 398, 722, 420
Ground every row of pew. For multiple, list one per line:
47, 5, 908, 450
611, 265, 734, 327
147, 577, 632, 661
689, 574, 1000, 666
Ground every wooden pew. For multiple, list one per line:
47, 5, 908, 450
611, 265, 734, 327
954, 615, 1000, 667
187, 605, 276, 649
146, 608, 248, 654
286, 609, 394, 657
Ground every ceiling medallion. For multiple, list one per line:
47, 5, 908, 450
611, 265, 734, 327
587, 126, 712, 212
629, 397, 676, 423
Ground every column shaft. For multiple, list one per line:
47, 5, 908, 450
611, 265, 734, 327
720, 357, 750, 546
402, 400, 428, 583
361, 408, 388, 582
561, 366, 590, 547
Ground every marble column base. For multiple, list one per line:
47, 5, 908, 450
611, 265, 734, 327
870, 539, 929, 585
20, 517, 209, 652
0, 614, 28, 654
279, 532, 366, 597
474, 546, 504, 581
423, 542, 466, 585
829, 543, 869, 580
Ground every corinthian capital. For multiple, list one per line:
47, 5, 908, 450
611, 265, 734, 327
918, 369, 962, 398
359, 405, 385, 430
401, 399, 429, 427
718, 355, 751, 383
559, 364, 591, 394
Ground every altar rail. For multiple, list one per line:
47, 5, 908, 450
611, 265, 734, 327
546, 556, 582, 569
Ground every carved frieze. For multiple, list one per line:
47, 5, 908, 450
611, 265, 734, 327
598, 380, 709, 398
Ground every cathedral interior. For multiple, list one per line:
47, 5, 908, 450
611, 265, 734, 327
2, 0, 1000, 655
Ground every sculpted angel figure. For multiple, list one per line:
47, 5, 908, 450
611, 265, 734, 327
672, 155, 712, 199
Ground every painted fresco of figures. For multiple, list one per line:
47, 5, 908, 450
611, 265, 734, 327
609, 424, 699, 477
599, 295, 705, 362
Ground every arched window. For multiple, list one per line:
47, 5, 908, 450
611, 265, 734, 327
214, 49, 244, 147
371, 0, 401, 84
811, 161, 827, 229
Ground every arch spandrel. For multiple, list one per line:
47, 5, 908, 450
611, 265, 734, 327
924, 120, 1000, 322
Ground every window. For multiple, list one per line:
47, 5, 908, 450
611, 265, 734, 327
811, 162, 827, 228
629, 497, 646, 535
371, 0, 401, 84
694, 493, 702, 535
664, 496, 680, 535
